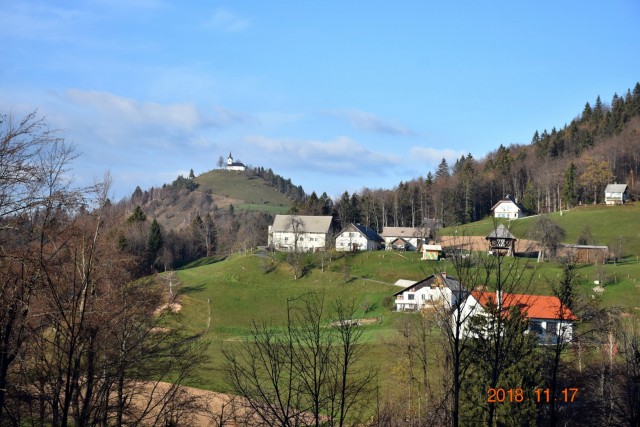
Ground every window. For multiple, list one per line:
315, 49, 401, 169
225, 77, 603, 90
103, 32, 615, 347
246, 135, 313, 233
299, 237, 304, 241
284, 237, 288, 242
407, 294, 415, 300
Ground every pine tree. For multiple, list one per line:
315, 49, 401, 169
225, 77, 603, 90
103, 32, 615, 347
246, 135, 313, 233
562, 163, 578, 209
435, 158, 450, 180
127, 206, 147, 223
148, 219, 163, 254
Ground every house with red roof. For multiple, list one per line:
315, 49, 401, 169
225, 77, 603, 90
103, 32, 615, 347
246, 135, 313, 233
456, 290, 576, 344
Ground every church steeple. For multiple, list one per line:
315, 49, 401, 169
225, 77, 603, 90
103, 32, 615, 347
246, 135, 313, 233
227, 152, 233, 166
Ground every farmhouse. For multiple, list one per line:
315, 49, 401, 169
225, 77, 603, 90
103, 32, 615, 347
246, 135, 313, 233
268, 215, 332, 252
455, 291, 576, 344
335, 224, 384, 251
394, 273, 467, 311
491, 195, 526, 219
225, 152, 246, 171
381, 227, 427, 251
604, 183, 628, 205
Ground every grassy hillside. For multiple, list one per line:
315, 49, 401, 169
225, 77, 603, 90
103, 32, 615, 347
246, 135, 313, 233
171, 242, 640, 394
194, 169, 292, 213
441, 202, 640, 257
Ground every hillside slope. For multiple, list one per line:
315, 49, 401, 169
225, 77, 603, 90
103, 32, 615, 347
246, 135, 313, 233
194, 169, 293, 212
441, 202, 640, 257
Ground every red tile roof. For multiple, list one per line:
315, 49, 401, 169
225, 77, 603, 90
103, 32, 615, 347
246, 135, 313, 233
470, 291, 577, 321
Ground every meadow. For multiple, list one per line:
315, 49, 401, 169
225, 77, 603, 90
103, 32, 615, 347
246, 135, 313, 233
171, 202, 640, 393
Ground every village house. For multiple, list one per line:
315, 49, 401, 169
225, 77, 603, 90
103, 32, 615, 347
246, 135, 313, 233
268, 215, 332, 252
394, 273, 467, 311
604, 183, 628, 205
381, 227, 427, 251
491, 195, 526, 219
455, 290, 576, 344
335, 223, 384, 251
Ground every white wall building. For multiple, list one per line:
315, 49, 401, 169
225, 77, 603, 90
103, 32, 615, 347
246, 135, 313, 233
268, 215, 333, 252
394, 273, 467, 311
453, 291, 576, 344
225, 152, 246, 171
335, 224, 383, 251
381, 227, 426, 251
491, 195, 526, 219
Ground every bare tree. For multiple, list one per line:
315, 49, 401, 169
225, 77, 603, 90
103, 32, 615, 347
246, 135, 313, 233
222, 293, 375, 427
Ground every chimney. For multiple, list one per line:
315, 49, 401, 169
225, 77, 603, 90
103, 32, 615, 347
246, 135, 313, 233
442, 271, 447, 278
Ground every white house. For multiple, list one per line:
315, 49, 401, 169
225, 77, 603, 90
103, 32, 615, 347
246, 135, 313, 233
225, 152, 246, 171
604, 183, 628, 205
394, 273, 467, 311
491, 195, 526, 219
268, 215, 333, 252
381, 227, 427, 251
454, 291, 576, 344
335, 224, 383, 251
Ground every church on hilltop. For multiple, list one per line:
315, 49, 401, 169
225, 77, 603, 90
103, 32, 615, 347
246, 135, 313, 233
226, 152, 246, 171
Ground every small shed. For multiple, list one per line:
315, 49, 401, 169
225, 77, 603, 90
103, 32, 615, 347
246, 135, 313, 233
560, 244, 609, 264
604, 184, 628, 205
421, 244, 443, 260
486, 224, 516, 256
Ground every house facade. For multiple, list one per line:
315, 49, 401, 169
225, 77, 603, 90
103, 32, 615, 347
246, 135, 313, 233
455, 291, 576, 344
268, 215, 332, 252
394, 273, 467, 311
335, 224, 383, 251
225, 152, 246, 171
491, 195, 526, 219
604, 183, 628, 205
381, 227, 426, 251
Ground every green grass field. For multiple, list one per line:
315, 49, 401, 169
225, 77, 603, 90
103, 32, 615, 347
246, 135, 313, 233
442, 202, 640, 257
170, 202, 640, 393
194, 170, 292, 210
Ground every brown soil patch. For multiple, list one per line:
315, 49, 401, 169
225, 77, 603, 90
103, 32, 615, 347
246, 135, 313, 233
438, 235, 542, 254
154, 302, 182, 316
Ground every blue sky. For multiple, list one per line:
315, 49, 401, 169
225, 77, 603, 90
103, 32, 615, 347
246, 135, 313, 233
2, 1, 639, 201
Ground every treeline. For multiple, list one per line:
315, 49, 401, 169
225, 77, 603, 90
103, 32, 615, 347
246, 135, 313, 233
0, 112, 206, 425
245, 166, 306, 201
291, 83, 640, 230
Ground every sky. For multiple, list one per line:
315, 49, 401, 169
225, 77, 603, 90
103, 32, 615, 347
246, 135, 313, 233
2, 1, 639, 201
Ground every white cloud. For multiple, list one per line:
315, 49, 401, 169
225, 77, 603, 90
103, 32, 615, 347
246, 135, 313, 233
409, 146, 465, 165
329, 109, 416, 136
203, 8, 250, 33
246, 135, 400, 174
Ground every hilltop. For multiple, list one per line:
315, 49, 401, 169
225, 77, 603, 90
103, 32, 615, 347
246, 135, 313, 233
194, 169, 293, 213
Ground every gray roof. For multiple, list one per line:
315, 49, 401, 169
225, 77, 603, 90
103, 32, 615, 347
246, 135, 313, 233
381, 227, 423, 238
486, 224, 516, 240
271, 215, 332, 233
605, 183, 627, 193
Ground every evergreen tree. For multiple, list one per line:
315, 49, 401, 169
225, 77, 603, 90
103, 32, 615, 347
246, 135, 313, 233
562, 163, 578, 208
435, 158, 450, 179
127, 205, 147, 223
189, 168, 195, 179
148, 219, 163, 254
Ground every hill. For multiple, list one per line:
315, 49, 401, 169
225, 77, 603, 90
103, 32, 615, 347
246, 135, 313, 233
194, 169, 293, 213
